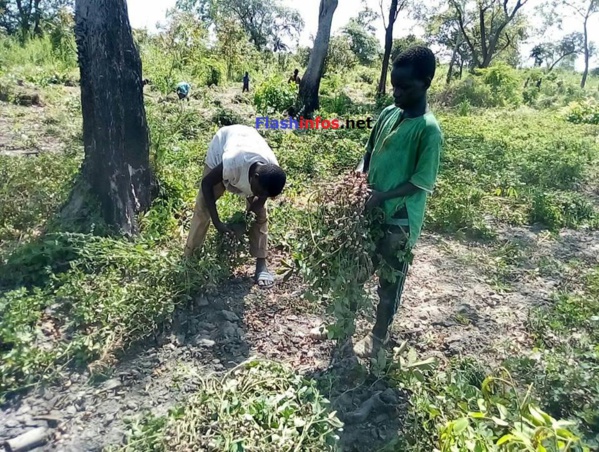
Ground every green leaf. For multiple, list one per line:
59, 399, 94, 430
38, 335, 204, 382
491, 416, 509, 427
528, 405, 547, 426
497, 434, 516, 446
468, 412, 486, 419
453, 417, 469, 434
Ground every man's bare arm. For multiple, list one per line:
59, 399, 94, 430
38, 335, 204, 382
201, 163, 231, 234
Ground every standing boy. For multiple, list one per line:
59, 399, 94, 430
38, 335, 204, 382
184, 125, 286, 288
353, 46, 443, 358
242, 72, 250, 92
288, 69, 301, 85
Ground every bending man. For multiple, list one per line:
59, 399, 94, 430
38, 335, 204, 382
184, 125, 286, 288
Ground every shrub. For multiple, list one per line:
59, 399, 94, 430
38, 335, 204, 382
565, 100, 599, 125
254, 75, 298, 114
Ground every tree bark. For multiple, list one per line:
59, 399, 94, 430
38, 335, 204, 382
66, 0, 154, 236
298, 0, 338, 117
377, 0, 400, 95
581, 16, 589, 88
446, 35, 462, 85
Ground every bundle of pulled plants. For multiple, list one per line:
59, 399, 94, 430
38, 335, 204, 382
294, 173, 385, 339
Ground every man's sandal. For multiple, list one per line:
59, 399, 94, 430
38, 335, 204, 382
255, 270, 275, 288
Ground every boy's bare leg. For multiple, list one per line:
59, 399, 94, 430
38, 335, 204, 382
354, 228, 410, 358
247, 200, 273, 287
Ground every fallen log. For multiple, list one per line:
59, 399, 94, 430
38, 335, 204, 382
3, 427, 49, 452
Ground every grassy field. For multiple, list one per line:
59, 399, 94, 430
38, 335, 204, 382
1, 28, 599, 452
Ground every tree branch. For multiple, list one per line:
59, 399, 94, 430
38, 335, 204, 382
450, 0, 478, 66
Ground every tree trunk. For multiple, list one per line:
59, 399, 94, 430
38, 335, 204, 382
32, 0, 42, 36
377, 0, 399, 95
446, 36, 462, 85
581, 17, 589, 88
65, 0, 154, 236
298, 0, 338, 117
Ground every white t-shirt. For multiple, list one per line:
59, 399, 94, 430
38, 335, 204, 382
205, 125, 279, 197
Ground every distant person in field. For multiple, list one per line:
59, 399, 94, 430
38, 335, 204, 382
352, 46, 443, 358
288, 69, 301, 85
184, 125, 286, 288
242, 72, 250, 92
176, 81, 191, 101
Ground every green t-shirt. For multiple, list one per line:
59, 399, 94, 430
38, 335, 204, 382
366, 105, 443, 249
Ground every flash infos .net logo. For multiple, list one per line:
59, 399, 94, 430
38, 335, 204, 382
255, 116, 374, 130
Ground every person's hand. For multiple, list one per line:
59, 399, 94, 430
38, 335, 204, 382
365, 190, 384, 211
214, 221, 234, 236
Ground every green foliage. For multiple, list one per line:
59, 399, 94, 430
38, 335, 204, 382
341, 19, 381, 67
325, 35, 358, 73
439, 64, 522, 108
427, 110, 599, 236
565, 100, 599, 125
114, 360, 342, 451
479, 63, 522, 107
254, 75, 298, 114
0, 151, 81, 244
386, 348, 590, 451
203, 58, 225, 87
507, 268, 599, 445
0, 233, 236, 399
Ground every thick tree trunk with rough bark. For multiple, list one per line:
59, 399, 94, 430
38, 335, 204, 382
298, 0, 338, 117
65, 0, 153, 235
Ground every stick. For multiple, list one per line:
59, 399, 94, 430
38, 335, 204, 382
4, 427, 49, 452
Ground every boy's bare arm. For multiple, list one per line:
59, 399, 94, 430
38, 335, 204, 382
366, 182, 420, 210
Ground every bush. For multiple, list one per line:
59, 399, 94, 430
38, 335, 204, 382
254, 75, 298, 114
565, 100, 599, 125
437, 64, 522, 108
202, 59, 225, 87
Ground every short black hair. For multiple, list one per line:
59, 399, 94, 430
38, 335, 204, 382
392, 46, 436, 83
257, 164, 286, 197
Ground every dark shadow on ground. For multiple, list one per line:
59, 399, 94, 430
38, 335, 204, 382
305, 338, 409, 452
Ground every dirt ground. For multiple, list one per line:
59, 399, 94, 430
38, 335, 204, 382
1, 226, 598, 451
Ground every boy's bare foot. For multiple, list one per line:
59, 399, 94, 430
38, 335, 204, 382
353, 332, 388, 358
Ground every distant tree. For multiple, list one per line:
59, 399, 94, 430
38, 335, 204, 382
325, 35, 357, 73
424, 7, 472, 82
449, 0, 529, 69
533, 33, 585, 72
342, 17, 382, 66
0, 0, 73, 40
176, 0, 304, 52
63, 0, 154, 235
563, 0, 597, 88
377, 0, 409, 95
298, 0, 338, 116
214, 17, 254, 80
